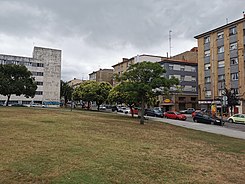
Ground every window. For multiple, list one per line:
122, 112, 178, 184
192, 87, 196, 92
205, 77, 211, 83
204, 36, 210, 43
32, 72, 44, 76
217, 32, 224, 39
230, 57, 238, 65
204, 50, 210, 57
218, 60, 225, 68
180, 66, 185, 71
218, 74, 225, 81
35, 91, 43, 95
218, 89, 225, 96
36, 81, 43, 86
169, 64, 174, 70
205, 90, 211, 97
231, 73, 238, 80
229, 27, 237, 35
180, 76, 185, 81
204, 63, 211, 70
191, 67, 196, 72
230, 42, 237, 50
218, 46, 224, 53
232, 88, 239, 96
179, 97, 186, 101
191, 97, 196, 101
32, 63, 44, 67
191, 76, 196, 81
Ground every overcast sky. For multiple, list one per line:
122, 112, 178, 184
0, 0, 244, 81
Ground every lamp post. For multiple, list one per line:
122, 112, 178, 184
220, 79, 225, 126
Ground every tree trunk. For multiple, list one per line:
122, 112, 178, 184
87, 101, 90, 110
6, 94, 11, 106
97, 104, 100, 111
130, 106, 134, 117
140, 98, 145, 124
64, 96, 68, 108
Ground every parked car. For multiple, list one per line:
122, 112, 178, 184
11, 103, 26, 107
192, 110, 204, 117
193, 113, 222, 125
164, 111, 187, 120
145, 109, 163, 118
111, 106, 118, 112
180, 108, 195, 114
99, 105, 106, 110
121, 107, 131, 114
131, 107, 139, 115
227, 114, 245, 124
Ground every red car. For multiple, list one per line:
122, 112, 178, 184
164, 111, 187, 120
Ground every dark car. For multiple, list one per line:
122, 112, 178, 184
145, 109, 163, 118
111, 106, 118, 112
164, 111, 187, 120
193, 113, 222, 125
11, 103, 26, 107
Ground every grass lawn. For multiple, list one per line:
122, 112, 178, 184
0, 107, 245, 184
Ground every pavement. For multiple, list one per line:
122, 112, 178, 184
147, 116, 245, 140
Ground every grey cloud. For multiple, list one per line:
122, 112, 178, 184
1, 0, 244, 81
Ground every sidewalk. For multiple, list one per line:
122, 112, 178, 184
148, 117, 245, 140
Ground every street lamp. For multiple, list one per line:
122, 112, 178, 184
220, 79, 226, 126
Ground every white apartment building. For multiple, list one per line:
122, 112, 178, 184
0, 47, 61, 106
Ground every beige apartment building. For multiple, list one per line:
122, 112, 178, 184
89, 68, 113, 85
112, 54, 165, 86
0, 47, 61, 106
67, 78, 87, 88
195, 16, 245, 113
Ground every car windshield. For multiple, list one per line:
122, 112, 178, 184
175, 112, 181, 115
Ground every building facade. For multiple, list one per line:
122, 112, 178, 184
0, 47, 61, 106
67, 78, 86, 88
112, 54, 166, 86
195, 16, 245, 113
89, 68, 113, 85
158, 59, 198, 111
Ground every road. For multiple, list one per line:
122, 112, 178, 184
183, 114, 245, 132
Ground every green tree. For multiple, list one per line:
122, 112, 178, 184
117, 61, 179, 124
60, 80, 73, 107
94, 82, 112, 111
0, 64, 37, 106
223, 87, 239, 116
73, 81, 97, 109
108, 83, 140, 117
73, 81, 112, 111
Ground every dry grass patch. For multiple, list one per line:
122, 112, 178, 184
0, 107, 244, 184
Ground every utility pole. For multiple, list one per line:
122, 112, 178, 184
169, 30, 172, 58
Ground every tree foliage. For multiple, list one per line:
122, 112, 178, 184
223, 87, 239, 115
108, 83, 140, 117
117, 61, 179, 124
0, 64, 37, 106
60, 80, 73, 107
73, 81, 112, 110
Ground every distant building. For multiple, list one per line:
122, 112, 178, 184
0, 47, 61, 106
171, 47, 198, 62
194, 15, 245, 113
112, 54, 166, 86
67, 78, 86, 88
158, 58, 198, 111
89, 68, 113, 85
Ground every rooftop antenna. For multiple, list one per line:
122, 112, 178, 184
169, 30, 172, 58
226, 18, 228, 24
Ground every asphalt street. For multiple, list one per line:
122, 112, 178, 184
146, 115, 245, 140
